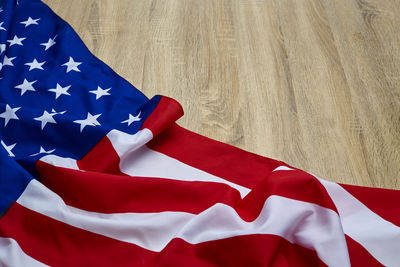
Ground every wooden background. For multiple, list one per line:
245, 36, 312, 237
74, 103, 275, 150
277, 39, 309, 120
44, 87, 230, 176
42, 0, 400, 189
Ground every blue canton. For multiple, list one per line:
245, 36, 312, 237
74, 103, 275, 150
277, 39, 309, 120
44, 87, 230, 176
0, 0, 160, 215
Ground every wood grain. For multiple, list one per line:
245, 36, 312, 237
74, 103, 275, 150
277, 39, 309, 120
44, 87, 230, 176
42, 0, 400, 189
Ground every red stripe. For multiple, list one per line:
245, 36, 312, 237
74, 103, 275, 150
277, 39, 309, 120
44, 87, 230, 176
236, 169, 338, 220
147, 124, 285, 189
345, 236, 384, 267
163, 235, 327, 267
37, 161, 241, 214
77, 136, 125, 175
0, 203, 325, 266
141, 96, 184, 136
340, 183, 400, 227
37, 160, 337, 221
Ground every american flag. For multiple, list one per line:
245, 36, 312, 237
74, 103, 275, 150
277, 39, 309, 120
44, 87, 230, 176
0, 0, 399, 266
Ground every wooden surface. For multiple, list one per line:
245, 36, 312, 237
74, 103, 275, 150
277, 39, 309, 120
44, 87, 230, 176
42, 0, 400, 189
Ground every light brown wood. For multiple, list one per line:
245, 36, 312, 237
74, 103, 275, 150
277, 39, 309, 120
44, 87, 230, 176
42, 0, 400, 189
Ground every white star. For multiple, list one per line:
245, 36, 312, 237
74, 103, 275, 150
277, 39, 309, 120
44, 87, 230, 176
48, 83, 71, 99
25, 59, 45, 71
62, 57, 82, 73
30, 146, 56, 157
3, 55, 16, 67
0, 22, 5, 31
89, 86, 111, 100
20, 17, 40, 27
40, 35, 56, 51
51, 108, 67, 115
73, 112, 101, 132
15, 79, 36, 95
121, 111, 141, 126
0, 104, 20, 126
1, 140, 16, 157
7, 35, 26, 47
34, 110, 57, 130
87, 113, 101, 126
0, 44, 5, 54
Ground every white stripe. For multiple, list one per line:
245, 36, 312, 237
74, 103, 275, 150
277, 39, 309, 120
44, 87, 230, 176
107, 128, 153, 156
0, 237, 48, 267
18, 180, 350, 266
40, 154, 79, 170
272, 166, 295, 172
318, 178, 400, 266
107, 129, 251, 198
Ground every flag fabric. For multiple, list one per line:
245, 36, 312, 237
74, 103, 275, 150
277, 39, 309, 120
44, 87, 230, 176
0, 0, 399, 266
